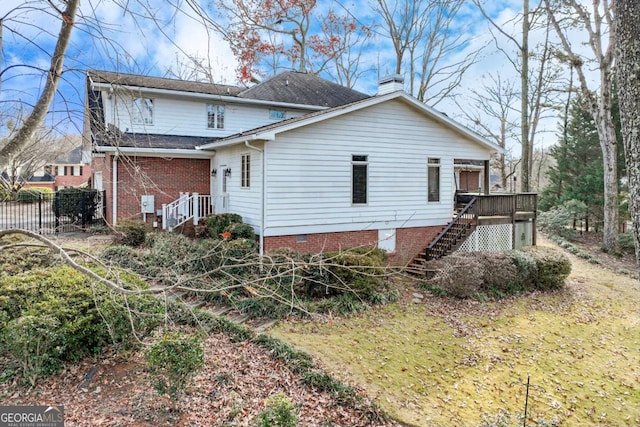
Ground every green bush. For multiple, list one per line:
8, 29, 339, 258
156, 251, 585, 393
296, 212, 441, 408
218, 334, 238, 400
225, 222, 256, 240
145, 332, 204, 402
205, 213, 243, 238
618, 231, 636, 254
312, 247, 389, 300
0, 245, 56, 276
17, 187, 53, 203
115, 220, 149, 247
2, 315, 60, 386
522, 246, 572, 290
53, 188, 101, 223
538, 199, 588, 239
0, 266, 163, 384
257, 393, 298, 427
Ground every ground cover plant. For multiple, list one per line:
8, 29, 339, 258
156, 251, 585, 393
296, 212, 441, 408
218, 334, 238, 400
272, 237, 640, 426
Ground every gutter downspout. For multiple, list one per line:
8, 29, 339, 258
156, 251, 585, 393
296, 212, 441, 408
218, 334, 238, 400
245, 140, 265, 257
112, 154, 118, 226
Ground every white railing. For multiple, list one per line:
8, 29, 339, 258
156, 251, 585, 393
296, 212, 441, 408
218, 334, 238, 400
162, 193, 214, 230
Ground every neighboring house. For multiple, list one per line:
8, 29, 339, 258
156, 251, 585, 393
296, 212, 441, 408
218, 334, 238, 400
22, 146, 92, 191
86, 70, 532, 265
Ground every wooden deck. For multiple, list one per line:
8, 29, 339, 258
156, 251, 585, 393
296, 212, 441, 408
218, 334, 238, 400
406, 193, 537, 274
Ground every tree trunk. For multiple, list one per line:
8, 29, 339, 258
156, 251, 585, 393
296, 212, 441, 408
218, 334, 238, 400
615, 0, 640, 270
520, 0, 530, 192
0, 0, 79, 171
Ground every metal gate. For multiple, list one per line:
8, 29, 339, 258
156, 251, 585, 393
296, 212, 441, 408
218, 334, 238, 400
0, 190, 106, 234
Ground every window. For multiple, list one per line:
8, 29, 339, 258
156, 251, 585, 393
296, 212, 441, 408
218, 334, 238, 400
63, 166, 69, 176
427, 158, 440, 202
54, 166, 59, 176
352, 155, 368, 204
132, 97, 153, 125
207, 104, 225, 129
241, 154, 251, 188
270, 109, 286, 120
73, 166, 83, 176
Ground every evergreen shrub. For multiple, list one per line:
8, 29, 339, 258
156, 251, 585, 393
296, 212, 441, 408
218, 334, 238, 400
115, 220, 149, 247
17, 187, 52, 203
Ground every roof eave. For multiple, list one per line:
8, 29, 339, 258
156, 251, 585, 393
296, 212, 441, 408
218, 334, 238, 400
94, 146, 213, 158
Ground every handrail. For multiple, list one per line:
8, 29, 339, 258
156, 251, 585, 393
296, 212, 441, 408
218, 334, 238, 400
426, 196, 477, 260
162, 193, 214, 230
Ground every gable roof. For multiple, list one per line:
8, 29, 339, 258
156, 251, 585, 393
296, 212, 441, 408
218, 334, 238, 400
87, 70, 243, 97
197, 91, 502, 153
238, 71, 369, 107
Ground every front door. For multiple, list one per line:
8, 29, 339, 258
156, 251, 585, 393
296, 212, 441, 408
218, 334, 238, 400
217, 165, 229, 214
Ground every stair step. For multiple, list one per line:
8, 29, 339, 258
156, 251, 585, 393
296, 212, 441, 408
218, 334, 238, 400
228, 313, 251, 324
253, 319, 279, 332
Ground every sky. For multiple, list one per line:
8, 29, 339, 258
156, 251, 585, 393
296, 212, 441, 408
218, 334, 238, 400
0, 0, 601, 156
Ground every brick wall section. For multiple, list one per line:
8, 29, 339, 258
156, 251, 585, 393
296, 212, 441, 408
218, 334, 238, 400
264, 230, 379, 255
264, 225, 442, 266
93, 155, 210, 224
54, 164, 92, 188
390, 225, 442, 265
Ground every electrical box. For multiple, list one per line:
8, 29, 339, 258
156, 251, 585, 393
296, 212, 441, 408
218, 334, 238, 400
141, 195, 155, 214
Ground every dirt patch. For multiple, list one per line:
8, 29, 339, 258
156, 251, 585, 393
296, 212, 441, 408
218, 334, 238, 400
0, 332, 399, 426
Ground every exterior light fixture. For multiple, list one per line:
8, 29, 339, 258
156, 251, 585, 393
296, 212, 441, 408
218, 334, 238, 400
211, 168, 217, 177
224, 168, 232, 177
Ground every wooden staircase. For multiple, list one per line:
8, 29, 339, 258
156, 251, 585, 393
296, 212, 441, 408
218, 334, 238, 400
406, 197, 478, 275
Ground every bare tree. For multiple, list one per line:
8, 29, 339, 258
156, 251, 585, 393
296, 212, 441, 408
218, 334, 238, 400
456, 73, 518, 188
474, 0, 563, 193
374, 0, 477, 106
614, 0, 640, 269
544, 0, 618, 252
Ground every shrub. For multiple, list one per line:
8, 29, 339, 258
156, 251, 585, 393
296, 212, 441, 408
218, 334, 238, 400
115, 220, 149, 247
618, 231, 636, 254
205, 213, 243, 238
224, 222, 256, 240
53, 188, 101, 223
522, 246, 571, 290
538, 199, 588, 239
423, 247, 572, 299
312, 247, 389, 300
2, 315, 60, 386
145, 332, 204, 403
423, 253, 484, 299
0, 266, 163, 384
257, 393, 298, 427
17, 187, 52, 203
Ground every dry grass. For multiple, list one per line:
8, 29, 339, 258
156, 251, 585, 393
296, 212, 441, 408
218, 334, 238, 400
271, 238, 640, 426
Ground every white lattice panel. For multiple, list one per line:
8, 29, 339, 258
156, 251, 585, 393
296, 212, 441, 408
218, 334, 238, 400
458, 224, 513, 253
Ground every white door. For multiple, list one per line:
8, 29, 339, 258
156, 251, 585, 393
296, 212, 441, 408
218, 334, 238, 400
94, 171, 103, 191
217, 165, 229, 214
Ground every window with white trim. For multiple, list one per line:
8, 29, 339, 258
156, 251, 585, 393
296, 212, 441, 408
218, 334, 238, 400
270, 109, 286, 120
427, 158, 440, 202
132, 97, 153, 125
241, 154, 251, 188
207, 104, 225, 129
352, 155, 368, 204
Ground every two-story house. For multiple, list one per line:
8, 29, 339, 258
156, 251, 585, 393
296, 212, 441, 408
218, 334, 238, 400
86, 70, 533, 265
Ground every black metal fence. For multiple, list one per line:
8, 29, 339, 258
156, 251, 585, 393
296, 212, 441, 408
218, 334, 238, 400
0, 190, 106, 234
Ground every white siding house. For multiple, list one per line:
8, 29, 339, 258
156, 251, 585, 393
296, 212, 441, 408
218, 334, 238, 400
87, 70, 507, 265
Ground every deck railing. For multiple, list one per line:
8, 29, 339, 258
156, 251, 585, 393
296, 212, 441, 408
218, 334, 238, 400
426, 196, 478, 261
162, 193, 214, 231
459, 193, 537, 217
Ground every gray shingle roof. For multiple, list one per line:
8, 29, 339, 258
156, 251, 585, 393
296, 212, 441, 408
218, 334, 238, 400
96, 132, 218, 149
88, 70, 243, 97
238, 71, 369, 107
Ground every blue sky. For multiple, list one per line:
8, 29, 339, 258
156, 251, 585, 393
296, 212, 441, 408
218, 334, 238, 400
0, 0, 595, 154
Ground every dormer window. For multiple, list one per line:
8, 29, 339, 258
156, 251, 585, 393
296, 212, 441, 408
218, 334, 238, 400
270, 109, 285, 120
132, 97, 153, 125
208, 104, 225, 129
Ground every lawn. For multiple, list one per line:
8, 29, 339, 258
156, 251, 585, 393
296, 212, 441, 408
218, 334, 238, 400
271, 242, 640, 426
